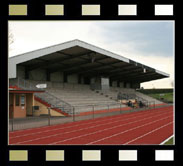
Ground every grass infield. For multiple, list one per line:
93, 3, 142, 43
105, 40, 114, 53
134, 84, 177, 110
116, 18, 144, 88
164, 137, 174, 145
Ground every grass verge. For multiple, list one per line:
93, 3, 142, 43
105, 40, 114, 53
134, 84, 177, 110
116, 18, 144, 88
164, 137, 174, 145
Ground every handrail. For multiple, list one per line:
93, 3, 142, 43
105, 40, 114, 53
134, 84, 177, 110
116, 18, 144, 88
44, 91, 72, 107
98, 89, 150, 105
71, 103, 121, 108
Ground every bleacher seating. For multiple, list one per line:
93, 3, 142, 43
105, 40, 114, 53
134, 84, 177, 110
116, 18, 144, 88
96, 87, 163, 106
45, 86, 122, 113
10, 78, 164, 115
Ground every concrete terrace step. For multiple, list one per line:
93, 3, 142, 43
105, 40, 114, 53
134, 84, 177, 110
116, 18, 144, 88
135, 92, 163, 104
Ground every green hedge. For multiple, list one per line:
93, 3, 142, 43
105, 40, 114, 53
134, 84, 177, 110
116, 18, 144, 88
137, 88, 173, 94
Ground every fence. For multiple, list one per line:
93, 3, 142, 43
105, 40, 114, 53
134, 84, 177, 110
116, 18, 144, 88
9, 101, 158, 131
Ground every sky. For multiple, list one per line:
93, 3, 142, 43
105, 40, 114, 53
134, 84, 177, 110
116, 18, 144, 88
9, 21, 174, 89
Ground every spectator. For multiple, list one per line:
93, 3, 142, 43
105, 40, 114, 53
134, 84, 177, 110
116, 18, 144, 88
127, 100, 132, 107
134, 99, 138, 108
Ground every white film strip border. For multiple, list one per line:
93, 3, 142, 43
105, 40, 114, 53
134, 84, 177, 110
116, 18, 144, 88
8, 4, 174, 16
8, 149, 175, 162
155, 5, 174, 16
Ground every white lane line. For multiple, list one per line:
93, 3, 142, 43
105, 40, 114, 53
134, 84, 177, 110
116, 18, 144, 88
9, 107, 134, 134
124, 122, 173, 144
10, 110, 141, 137
10, 107, 171, 139
50, 113, 172, 144
14, 110, 172, 144
86, 116, 172, 145
10, 112, 133, 138
160, 134, 174, 145
10, 106, 171, 135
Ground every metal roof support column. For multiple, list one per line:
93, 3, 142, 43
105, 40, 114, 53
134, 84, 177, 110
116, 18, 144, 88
117, 80, 120, 87
63, 72, 67, 83
109, 79, 112, 87
124, 82, 127, 88
25, 67, 29, 80
78, 75, 82, 84
46, 70, 50, 81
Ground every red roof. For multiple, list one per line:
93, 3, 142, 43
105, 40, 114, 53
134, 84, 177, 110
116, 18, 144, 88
9, 86, 44, 93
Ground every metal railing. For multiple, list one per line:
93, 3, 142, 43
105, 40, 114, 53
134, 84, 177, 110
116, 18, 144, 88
10, 78, 39, 90
9, 77, 72, 115
35, 91, 72, 114
98, 90, 151, 106
9, 78, 157, 131
9, 101, 159, 131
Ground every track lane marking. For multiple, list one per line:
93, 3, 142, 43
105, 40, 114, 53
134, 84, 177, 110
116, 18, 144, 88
86, 116, 172, 145
10, 107, 172, 139
124, 122, 173, 144
9, 110, 143, 136
13, 110, 172, 144
160, 134, 174, 145
50, 113, 172, 145
10, 106, 172, 136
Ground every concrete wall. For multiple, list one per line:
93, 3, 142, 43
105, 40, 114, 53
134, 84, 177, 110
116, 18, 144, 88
81, 77, 84, 84
16, 65, 140, 89
112, 81, 117, 87
120, 82, 124, 88
67, 74, 78, 84
90, 77, 101, 90
126, 83, 131, 88
34, 100, 64, 116
50, 72, 63, 82
131, 83, 140, 89
111, 81, 138, 89
29, 69, 47, 81
101, 77, 109, 90
17, 66, 25, 79
17, 65, 64, 82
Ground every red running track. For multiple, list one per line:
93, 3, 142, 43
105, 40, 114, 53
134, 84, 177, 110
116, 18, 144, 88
9, 106, 173, 145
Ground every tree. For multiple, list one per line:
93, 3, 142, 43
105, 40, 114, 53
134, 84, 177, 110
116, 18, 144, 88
8, 28, 14, 51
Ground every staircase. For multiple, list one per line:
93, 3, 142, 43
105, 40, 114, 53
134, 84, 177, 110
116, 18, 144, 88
35, 92, 72, 115
135, 91, 163, 105
46, 87, 122, 113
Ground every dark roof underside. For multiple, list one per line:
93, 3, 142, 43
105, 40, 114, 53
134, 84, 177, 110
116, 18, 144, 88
18, 46, 168, 83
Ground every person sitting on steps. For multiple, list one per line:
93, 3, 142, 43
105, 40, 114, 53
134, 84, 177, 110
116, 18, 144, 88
127, 100, 133, 107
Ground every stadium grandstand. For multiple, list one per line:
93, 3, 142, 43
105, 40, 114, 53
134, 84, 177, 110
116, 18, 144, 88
9, 39, 169, 119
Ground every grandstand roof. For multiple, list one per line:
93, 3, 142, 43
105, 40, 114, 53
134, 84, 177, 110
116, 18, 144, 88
9, 39, 169, 83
